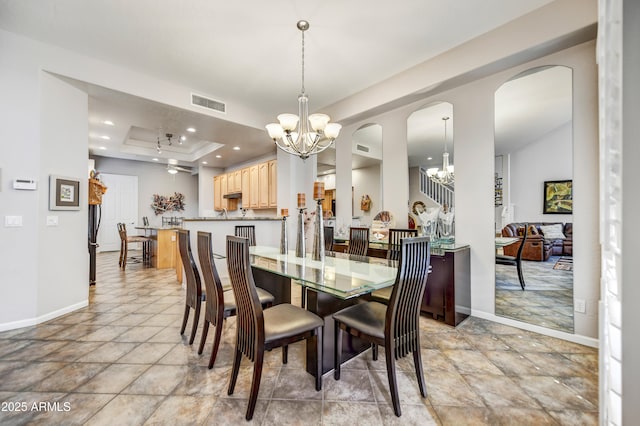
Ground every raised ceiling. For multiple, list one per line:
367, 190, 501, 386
0, 0, 555, 168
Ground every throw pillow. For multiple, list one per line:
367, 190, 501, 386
540, 224, 566, 240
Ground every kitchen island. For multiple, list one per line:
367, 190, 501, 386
183, 217, 282, 281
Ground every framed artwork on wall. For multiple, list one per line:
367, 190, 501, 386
543, 180, 572, 214
49, 175, 81, 210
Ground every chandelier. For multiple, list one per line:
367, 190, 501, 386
266, 20, 341, 160
156, 133, 186, 154
426, 116, 454, 185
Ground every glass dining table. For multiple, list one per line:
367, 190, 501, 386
248, 246, 399, 377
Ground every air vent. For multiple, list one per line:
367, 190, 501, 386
191, 93, 226, 113
356, 144, 370, 153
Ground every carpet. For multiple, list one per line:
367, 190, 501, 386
553, 256, 573, 271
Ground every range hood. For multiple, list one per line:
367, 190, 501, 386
223, 192, 242, 199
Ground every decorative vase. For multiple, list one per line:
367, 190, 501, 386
280, 216, 288, 254
296, 208, 306, 257
312, 200, 325, 261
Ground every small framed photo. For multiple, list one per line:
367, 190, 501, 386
543, 180, 572, 214
49, 175, 81, 210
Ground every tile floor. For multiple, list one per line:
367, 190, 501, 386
496, 256, 574, 333
0, 252, 598, 425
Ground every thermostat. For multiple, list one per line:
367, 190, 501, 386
13, 179, 38, 190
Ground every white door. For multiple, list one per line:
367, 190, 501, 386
97, 173, 139, 252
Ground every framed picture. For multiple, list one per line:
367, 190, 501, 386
543, 180, 572, 214
49, 175, 81, 210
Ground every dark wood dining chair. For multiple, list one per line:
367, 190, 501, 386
324, 226, 334, 252
117, 223, 151, 270
234, 225, 256, 246
387, 228, 418, 261
178, 230, 204, 344
196, 231, 274, 368
333, 236, 431, 417
226, 235, 324, 421
496, 223, 528, 290
347, 227, 369, 256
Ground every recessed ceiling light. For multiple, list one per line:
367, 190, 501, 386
103, 120, 114, 126
233, 146, 240, 151
427, 157, 432, 160
152, 158, 159, 161
99, 146, 107, 150
215, 155, 222, 158
186, 127, 196, 133
202, 161, 208, 165
180, 135, 187, 141
101, 135, 111, 140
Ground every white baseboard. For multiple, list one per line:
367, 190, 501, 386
471, 310, 599, 348
0, 300, 88, 332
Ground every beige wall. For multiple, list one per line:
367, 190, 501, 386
333, 41, 599, 344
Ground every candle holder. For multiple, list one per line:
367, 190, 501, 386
312, 199, 325, 261
280, 215, 288, 254
295, 208, 306, 258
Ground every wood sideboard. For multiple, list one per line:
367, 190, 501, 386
333, 239, 471, 327
421, 244, 470, 327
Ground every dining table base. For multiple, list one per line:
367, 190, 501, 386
252, 267, 372, 378
305, 289, 370, 376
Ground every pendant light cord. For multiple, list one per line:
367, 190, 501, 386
301, 27, 305, 95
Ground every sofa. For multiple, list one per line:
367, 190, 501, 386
501, 222, 572, 261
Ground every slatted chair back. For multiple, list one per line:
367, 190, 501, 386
117, 222, 125, 239
385, 236, 431, 359
178, 230, 203, 310
347, 227, 369, 256
516, 223, 528, 261
324, 226, 334, 252
117, 223, 126, 267
197, 231, 226, 325
235, 225, 256, 246
387, 228, 418, 261
226, 235, 264, 361
495, 222, 528, 290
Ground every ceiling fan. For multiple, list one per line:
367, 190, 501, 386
166, 164, 192, 175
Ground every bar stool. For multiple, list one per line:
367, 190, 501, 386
117, 223, 151, 269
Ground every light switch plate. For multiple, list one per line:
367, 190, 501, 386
575, 299, 586, 313
5, 216, 23, 227
46, 216, 59, 226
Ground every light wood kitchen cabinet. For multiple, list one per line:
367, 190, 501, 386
268, 160, 277, 208
214, 174, 238, 211
220, 174, 228, 209
214, 175, 224, 211
234, 169, 242, 192
323, 189, 335, 214
249, 165, 259, 209
258, 162, 269, 208
216, 161, 276, 211
228, 169, 242, 193
241, 167, 250, 206
226, 171, 235, 194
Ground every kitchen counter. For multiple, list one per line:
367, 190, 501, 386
183, 219, 282, 283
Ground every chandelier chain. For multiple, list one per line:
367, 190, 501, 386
265, 20, 341, 160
